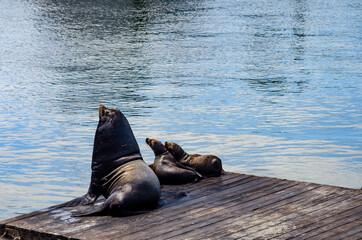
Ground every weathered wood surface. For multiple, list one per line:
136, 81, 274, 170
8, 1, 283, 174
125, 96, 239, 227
1, 172, 361, 240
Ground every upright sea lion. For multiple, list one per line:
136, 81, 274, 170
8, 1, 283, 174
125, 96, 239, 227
146, 138, 202, 185
165, 141, 223, 177
59, 105, 161, 216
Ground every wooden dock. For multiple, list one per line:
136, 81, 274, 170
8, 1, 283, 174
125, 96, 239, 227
1, 172, 361, 239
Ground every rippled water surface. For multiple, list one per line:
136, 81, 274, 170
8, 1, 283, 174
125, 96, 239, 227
0, 0, 361, 220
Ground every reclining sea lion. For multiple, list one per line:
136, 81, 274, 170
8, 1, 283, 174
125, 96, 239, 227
146, 138, 202, 185
165, 141, 223, 177
59, 105, 161, 216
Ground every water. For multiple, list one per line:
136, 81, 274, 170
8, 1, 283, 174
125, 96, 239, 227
0, 0, 361, 220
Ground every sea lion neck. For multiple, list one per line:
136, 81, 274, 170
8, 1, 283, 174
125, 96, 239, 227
92, 105, 140, 166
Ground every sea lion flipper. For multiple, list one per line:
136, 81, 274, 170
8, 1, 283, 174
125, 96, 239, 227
72, 188, 154, 217
71, 189, 120, 216
173, 161, 203, 178
71, 203, 106, 217
56, 192, 99, 208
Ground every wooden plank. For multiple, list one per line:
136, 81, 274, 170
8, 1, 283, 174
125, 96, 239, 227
0, 211, 43, 225
230, 198, 362, 240
224, 192, 362, 239
169, 183, 329, 239
1, 172, 361, 240
295, 205, 362, 240
273, 200, 362, 239
254, 190, 361, 238
338, 230, 362, 240
171, 185, 361, 240
177, 183, 324, 239
1, 221, 79, 240
311, 219, 362, 240
119, 181, 300, 239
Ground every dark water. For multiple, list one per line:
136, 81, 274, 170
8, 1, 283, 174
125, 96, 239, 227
0, 0, 361, 220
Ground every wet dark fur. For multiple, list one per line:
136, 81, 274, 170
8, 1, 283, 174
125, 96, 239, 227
165, 141, 224, 177
146, 138, 202, 185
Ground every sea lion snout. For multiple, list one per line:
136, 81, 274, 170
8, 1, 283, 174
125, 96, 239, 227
146, 138, 167, 155
146, 138, 158, 148
98, 105, 121, 123
99, 105, 120, 116
99, 105, 110, 117
146, 138, 161, 147
145, 138, 153, 146
164, 142, 175, 153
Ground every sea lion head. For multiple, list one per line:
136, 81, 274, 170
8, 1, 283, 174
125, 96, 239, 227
164, 141, 187, 160
92, 105, 140, 164
146, 138, 167, 156
98, 105, 122, 126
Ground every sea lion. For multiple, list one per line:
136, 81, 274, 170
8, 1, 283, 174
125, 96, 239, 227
165, 141, 223, 177
146, 138, 203, 185
58, 105, 161, 216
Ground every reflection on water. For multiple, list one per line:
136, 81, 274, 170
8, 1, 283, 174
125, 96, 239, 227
0, 0, 361, 219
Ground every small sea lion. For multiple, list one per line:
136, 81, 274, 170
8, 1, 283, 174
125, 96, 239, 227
146, 138, 202, 185
165, 141, 223, 177
58, 105, 161, 216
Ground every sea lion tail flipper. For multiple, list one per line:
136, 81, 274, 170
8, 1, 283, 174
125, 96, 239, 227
71, 193, 116, 216
55, 192, 99, 208
71, 203, 108, 217
174, 162, 204, 182
174, 161, 203, 179
72, 195, 152, 217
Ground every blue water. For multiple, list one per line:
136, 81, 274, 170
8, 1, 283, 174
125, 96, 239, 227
0, 0, 361, 220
